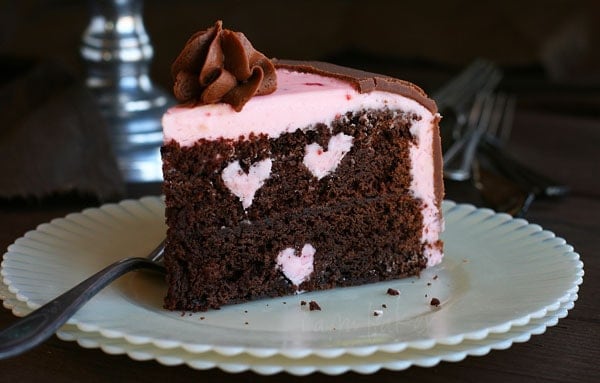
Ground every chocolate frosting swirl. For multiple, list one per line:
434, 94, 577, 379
171, 20, 277, 111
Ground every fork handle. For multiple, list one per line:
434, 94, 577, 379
0, 257, 163, 359
443, 127, 485, 181
480, 140, 570, 198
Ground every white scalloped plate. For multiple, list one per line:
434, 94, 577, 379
0, 282, 576, 375
1, 197, 583, 359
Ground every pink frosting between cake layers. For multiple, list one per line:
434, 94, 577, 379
163, 68, 443, 266
163, 69, 426, 142
408, 116, 444, 266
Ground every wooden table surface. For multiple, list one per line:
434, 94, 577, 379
0, 63, 598, 382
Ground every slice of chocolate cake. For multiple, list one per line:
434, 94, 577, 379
161, 21, 444, 311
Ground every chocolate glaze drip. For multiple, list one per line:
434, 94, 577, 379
273, 59, 443, 207
171, 20, 277, 111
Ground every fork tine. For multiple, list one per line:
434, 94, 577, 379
443, 92, 500, 181
485, 93, 508, 139
433, 60, 490, 105
484, 94, 516, 147
497, 95, 516, 145
433, 59, 503, 160
433, 59, 502, 113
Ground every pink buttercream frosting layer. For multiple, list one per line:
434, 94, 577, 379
162, 68, 443, 266
164, 69, 427, 142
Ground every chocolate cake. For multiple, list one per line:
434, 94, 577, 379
161, 21, 444, 312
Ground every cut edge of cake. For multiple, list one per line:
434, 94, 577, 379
161, 21, 444, 311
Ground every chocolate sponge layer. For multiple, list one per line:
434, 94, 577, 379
162, 109, 426, 311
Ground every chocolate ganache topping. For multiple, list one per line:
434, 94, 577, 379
273, 59, 438, 114
171, 20, 277, 111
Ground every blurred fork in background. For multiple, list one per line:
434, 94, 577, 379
468, 92, 536, 216
432, 59, 502, 157
433, 60, 569, 216
432, 59, 502, 116
443, 92, 503, 181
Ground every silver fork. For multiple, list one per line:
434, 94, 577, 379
432, 59, 503, 149
0, 239, 166, 359
443, 92, 510, 180
432, 59, 502, 114
475, 92, 569, 199
473, 92, 569, 216
470, 93, 534, 216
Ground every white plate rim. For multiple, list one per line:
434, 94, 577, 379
0, 281, 577, 375
1, 197, 584, 359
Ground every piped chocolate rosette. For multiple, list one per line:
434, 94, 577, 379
171, 20, 277, 111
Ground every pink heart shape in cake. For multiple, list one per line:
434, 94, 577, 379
276, 243, 316, 287
303, 132, 354, 179
221, 158, 272, 209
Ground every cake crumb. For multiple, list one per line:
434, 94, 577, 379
282, 301, 287, 304
430, 298, 441, 307
300, 300, 307, 306
427, 282, 431, 286
244, 321, 249, 325
386, 288, 400, 296
382, 304, 387, 309
309, 301, 321, 311
373, 310, 383, 317
200, 316, 205, 320
433, 275, 439, 280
